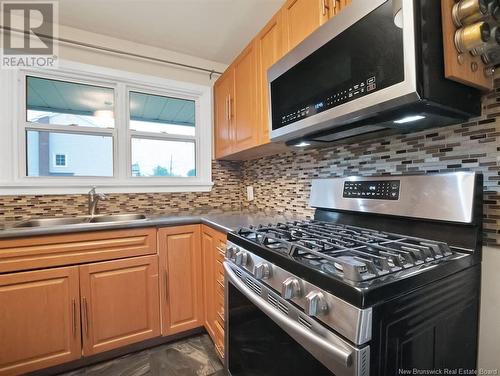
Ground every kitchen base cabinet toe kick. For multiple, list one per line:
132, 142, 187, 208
0, 225, 226, 376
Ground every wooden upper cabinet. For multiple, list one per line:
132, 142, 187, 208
79, 255, 160, 356
257, 12, 284, 143
214, 69, 234, 159
158, 225, 204, 336
0, 267, 81, 376
282, 0, 330, 52
232, 41, 260, 153
213, 0, 349, 160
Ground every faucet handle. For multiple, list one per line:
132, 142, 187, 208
97, 193, 108, 200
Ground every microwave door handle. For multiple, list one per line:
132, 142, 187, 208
224, 262, 353, 369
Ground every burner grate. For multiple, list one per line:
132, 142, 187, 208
236, 221, 454, 282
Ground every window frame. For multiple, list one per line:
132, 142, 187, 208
125, 86, 199, 179
0, 60, 213, 195
21, 71, 119, 179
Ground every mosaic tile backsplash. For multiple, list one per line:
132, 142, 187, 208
241, 79, 500, 246
1, 81, 500, 246
0, 160, 243, 222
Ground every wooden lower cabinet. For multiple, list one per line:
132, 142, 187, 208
0, 224, 227, 374
201, 225, 227, 360
0, 266, 81, 376
201, 228, 217, 340
79, 255, 160, 356
158, 225, 204, 336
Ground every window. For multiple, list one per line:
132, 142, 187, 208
24, 76, 115, 178
129, 91, 196, 177
0, 62, 213, 194
26, 76, 115, 129
54, 154, 67, 167
26, 131, 113, 177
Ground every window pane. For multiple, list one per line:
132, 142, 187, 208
27, 131, 113, 177
129, 91, 195, 136
131, 138, 195, 177
26, 76, 115, 128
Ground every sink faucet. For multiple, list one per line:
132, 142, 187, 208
88, 187, 107, 216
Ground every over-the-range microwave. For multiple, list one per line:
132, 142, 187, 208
268, 0, 482, 146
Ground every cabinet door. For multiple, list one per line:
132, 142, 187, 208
282, 0, 330, 52
257, 13, 284, 143
232, 41, 260, 153
158, 225, 203, 336
79, 255, 160, 356
0, 267, 81, 376
201, 228, 217, 340
214, 70, 234, 159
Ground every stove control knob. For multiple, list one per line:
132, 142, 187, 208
225, 246, 237, 260
235, 250, 248, 266
253, 263, 271, 280
305, 291, 328, 317
282, 278, 302, 300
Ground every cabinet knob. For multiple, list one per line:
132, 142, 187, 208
253, 262, 271, 280
305, 291, 328, 317
282, 277, 301, 300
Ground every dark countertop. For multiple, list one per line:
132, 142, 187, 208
0, 211, 298, 239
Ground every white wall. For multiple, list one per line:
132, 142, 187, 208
1, 17, 228, 87
478, 246, 500, 369
56, 23, 227, 86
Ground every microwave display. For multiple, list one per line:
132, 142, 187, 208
270, 1, 405, 131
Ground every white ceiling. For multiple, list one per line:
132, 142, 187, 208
57, 0, 285, 64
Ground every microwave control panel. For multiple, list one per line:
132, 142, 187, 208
279, 76, 377, 126
343, 180, 400, 200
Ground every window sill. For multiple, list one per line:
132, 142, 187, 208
0, 182, 214, 195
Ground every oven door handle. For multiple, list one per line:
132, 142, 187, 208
224, 262, 353, 369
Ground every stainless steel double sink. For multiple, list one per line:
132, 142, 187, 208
13, 213, 147, 228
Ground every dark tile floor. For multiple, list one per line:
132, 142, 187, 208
58, 334, 225, 376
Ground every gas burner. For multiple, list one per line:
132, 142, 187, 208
333, 256, 367, 273
236, 221, 454, 282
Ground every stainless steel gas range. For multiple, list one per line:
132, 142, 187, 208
223, 172, 483, 376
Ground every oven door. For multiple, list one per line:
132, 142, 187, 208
224, 262, 369, 376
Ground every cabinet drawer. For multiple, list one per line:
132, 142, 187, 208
215, 247, 225, 263
216, 306, 225, 327
216, 275, 224, 297
216, 260, 224, 280
214, 320, 224, 360
0, 228, 157, 273
216, 285, 224, 308
215, 341, 225, 360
